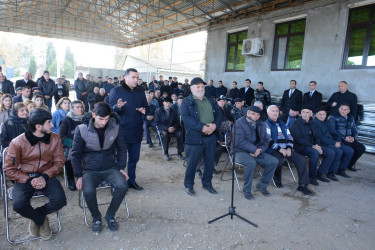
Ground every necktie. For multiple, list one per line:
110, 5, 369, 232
310, 91, 313, 98
289, 89, 293, 98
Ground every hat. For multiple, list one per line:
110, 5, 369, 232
290, 105, 301, 112
16, 87, 23, 91
163, 97, 173, 103
234, 98, 243, 103
315, 106, 327, 113
32, 87, 40, 91
177, 82, 183, 85
177, 96, 184, 100
190, 77, 206, 86
247, 106, 262, 114
217, 97, 224, 101
301, 105, 313, 111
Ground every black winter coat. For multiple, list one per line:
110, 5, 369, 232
1, 112, 27, 148
290, 117, 320, 153
154, 108, 179, 131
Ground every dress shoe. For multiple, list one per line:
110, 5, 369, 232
185, 187, 195, 196
164, 154, 170, 161
297, 185, 313, 196
317, 173, 330, 183
39, 216, 52, 240
29, 219, 40, 237
326, 172, 339, 181
336, 169, 350, 178
203, 185, 217, 194
309, 176, 319, 186
105, 215, 118, 231
244, 192, 254, 200
68, 179, 77, 191
129, 182, 144, 190
196, 170, 203, 179
92, 219, 102, 233
348, 166, 357, 172
148, 142, 153, 148
177, 153, 185, 160
256, 184, 270, 196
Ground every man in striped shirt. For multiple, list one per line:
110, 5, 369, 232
265, 105, 312, 196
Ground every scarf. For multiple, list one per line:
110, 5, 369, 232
66, 108, 88, 122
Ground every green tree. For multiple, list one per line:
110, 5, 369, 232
62, 46, 75, 78
46, 42, 56, 71
28, 55, 37, 77
48, 59, 57, 76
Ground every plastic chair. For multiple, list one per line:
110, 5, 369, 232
2, 147, 62, 244
79, 180, 130, 228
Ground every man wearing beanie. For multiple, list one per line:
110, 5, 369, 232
4, 109, 67, 240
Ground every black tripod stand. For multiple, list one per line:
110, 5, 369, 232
208, 126, 258, 227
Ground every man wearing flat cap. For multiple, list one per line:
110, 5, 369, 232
233, 105, 278, 200
231, 98, 246, 122
181, 77, 222, 196
280, 104, 300, 128
155, 97, 184, 161
290, 105, 335, 186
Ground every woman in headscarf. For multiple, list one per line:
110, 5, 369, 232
0, 94, 13, 124
59, 100, 91, 191
1, 102, 28, 148
52, 97, 71, 134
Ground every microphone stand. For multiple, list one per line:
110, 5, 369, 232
208, 121, 258, 227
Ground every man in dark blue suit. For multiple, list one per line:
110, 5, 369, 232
302, 81, 322, 112
280, 80, 302, 115
238, 79, 254, 106
109, 68, 149, 191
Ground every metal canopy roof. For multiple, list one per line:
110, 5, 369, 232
0, 0, 313, 48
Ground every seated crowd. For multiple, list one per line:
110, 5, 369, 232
0, 69, 366, 239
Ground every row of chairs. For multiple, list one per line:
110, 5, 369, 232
1, 147, 130, 244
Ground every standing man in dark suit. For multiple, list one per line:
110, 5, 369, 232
238, 79, 254, 106
280, 80, 302, 115
204, 79, 216, 99
182, 77, 222, 196
227, 81, 239, 101
327, 81, 358, 120
109, 68, 148, 191
302, 81, 322, 112
15, 72, 37, 89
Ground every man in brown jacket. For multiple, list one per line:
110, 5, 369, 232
4, 109, 67, 240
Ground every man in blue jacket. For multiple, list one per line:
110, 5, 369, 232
109, 68, 148, 191
233, 106, 278, 200
181, 77, 222, 196
313, 107, 354, 179
71, 102, 128, 233
327, 104, 365, 172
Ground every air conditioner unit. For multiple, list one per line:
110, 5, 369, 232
241, 38, 264, 56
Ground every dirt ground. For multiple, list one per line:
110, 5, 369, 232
0, 141, 374, 249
